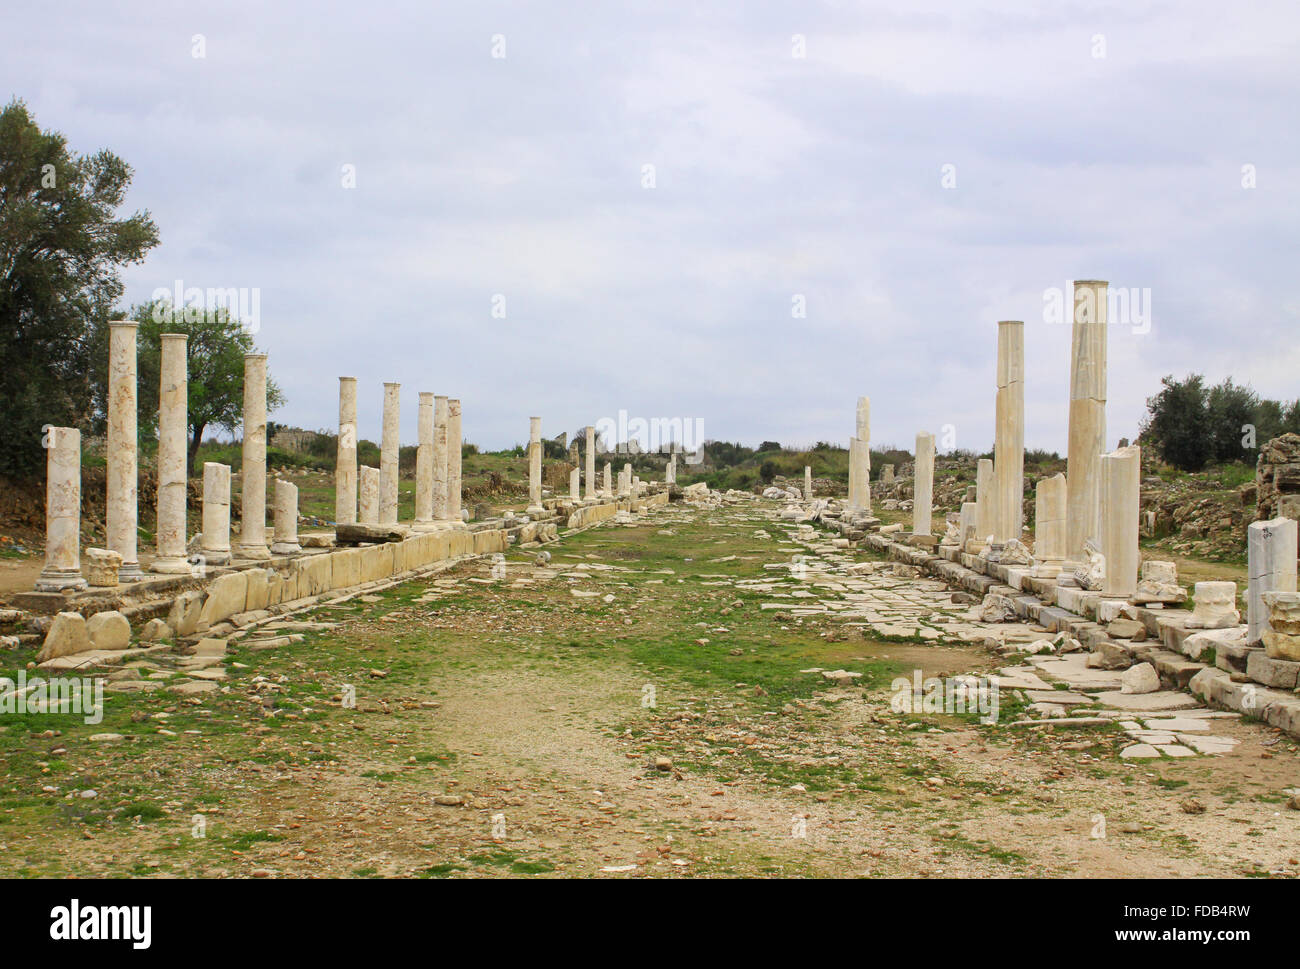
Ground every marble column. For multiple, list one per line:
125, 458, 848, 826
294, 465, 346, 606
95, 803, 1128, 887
622, 463, 633, 497
569, 467, 581, 501
1034, 472, 1067, 570
201, 462, 232, 566
433, 395, 450, 521
994, 320, 1025, 543
913, 431, 935, 537
359, 466, 380, 524
804, 466, 813, 500
35, 426, 86, 592
1100, 445, 1140, 598
336, 377, 358, 525
379, 382, 400, 525
585, 425, 597, 500
153, 333, 191, 573
1247, 517, 1298, 644
271, 478, 301, 554
238, 353, 270, 559
854, 396, 871, 512
106, 320, 144, 581
974, 458, 995, 545
1066, 280, 1108, 561
447, 399, 463, 524
527, 417, 544, 514
414, 392, 436, 531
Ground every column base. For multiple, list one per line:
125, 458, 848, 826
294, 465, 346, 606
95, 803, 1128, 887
525, 505, 545, 516
34, 569, 87, 593
199, 549, 232, 566
412, 519, 439, 533
236, 543, 271, 561
270, 541, 302, 555
117, 562, 147, 582
150, 557, 193, 575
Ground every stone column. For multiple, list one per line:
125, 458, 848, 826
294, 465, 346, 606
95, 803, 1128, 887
913, 431, 935, 537
238, 353, 270, 559
106, 320, 144, 581
153, 333, 191, 573
447, 398, 463, 524
585, 425, 597, 500
804, 466, 813, 500
527, 417, 544, 514
667, 453, 677, 484
201, 462, 232, 565
414, 392, 436, 530
994, 320, 1025, 543
433, 395, 450, 521
1247, 517, 1298, 643
622, 463, 633, 497
959, 501, 978, 546
569, 467, 581, 500
974, 458, 995, 545
271, 478, 301, 554
854, 396, 871, 512
603, 462, 612, 498
379, 382, 400, 525
1100, 445, 1140, 597
1034, 473, 1067, 570
1066, 280, 1108, 561
336, 376, 358, 525
35, 426, 86, 592
359, 466, 380, 523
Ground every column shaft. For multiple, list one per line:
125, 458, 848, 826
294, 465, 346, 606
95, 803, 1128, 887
106, 320, 143, 580
414, 392, 435, 529
913, 432, 935, 537
1066, 280, 1108, 560
433, 395, 449, 520
201, 462, 232, 566
238, 353, 270, 559
336, 377, 358, 525
527, 417, 544, 513
271, 478, 302, 554
994, 320, 1025, 543
153, 333, 191, 573
1100, 445, 1140, 597
35, 426, 86, 591
447, 399, 463, 523
379, 382, 400, 524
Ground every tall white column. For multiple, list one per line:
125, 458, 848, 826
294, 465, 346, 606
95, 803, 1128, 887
414, 392, 436, 530
379, 382, 400, 525
1100, 445, 1140, 598
106, 320, 143, 581
433, 395, 450, 521
153, 333, 191, 573
447, 398, 463, 524
1247, 517, 1298, 643
913, 432, 935, 538
336, 376, 358, 525
1066, 280, 1108, 561
238, 352, 270, 559
994, 320, 1025, 543
585, 425, 597, 500
527, 417, 544, 514
35, 426, 86, 592
271, 478, 302, 554
201, 462, 232, 565
359, 466, 380, 524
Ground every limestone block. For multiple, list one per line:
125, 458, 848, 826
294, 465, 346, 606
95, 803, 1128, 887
1261, 591, 1300, 661
86, 610, 131, 651
1246, 650, 1300, 689
1185, 581, 1240, 629
332, 547, 362, 589
244, 568, 273, 612
296, 555, 333, 596
1247, 517, 1298, 644
36, 612, 91, 663
167, 591, 205, 637
85, 548, 123, 587
139, 618, 172, 642
1120, 662, 1160, 694
199, 571, 249, 627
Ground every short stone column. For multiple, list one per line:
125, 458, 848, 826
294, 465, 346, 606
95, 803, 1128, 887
447, 398, 463, 524
913, 431, 935, 537
271, 478, 302, 554
1034, 472, 1067, 570
1100, 444, 1140, 597
569, 467, 581, 501
379, 382, 400, 524
527, 417, 544, 513
106, 320, 144, 581
201, 462, 232, 566
804, 466, 813, 500
414, 392, 436, 531
359, 466, 380, 523
1066, 280, 1108, 561
974, 458, 995, 546
35, 426, 87, 592
153, 333, 191, 573
994, 320, 1025, 543
433, 395, 450, 521
585, 425, 597, 500
621, 463, 633, 497
881, 464, 895, 485
1247, 517, 1298, 643
336, 376, 358, 525
667, 453, 677, 484
603, 461, 612, 498
238, 353, 271, 559
959, 501, 978, 546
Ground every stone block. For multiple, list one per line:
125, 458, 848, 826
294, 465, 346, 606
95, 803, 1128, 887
167, 590, 205, 637
1245, 650, 1300, 689
199, 571, 248, 627
84, 548, 123, 587
86, 610, 131, 651
35, 612, 91, 663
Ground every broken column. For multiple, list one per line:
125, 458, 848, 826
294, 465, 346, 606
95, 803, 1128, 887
414, 392, 436, 531
238, 353, 271, 559
603, 462, 612, 497
271, 478, 301, 554
1033, 472, 1067, 573
585, 425, 597, 500
336, 376, 358, 525
973, 458, 995, 547
359, 466, 380, 523
153, 333, 191, 573
852, 396, 871, 512
1100, 444, 1140, 598
959, 501, 978, 546
201, 462, 232, 566
621, 463, 633, 498
667, 453, 677, 485
527, 417, 544, 514
1066, 280, 1108, 561
379, 382, 400, 525
35, 426, 87, 592
106, 320, 143, 581
804, 466, 812, 500
569, 467, 581, 501
433, 395, 449, 521
994, 320, 1025, 543
912, 431, 935, 538
1247, 517, 1298, 643
447, 398, 463, 524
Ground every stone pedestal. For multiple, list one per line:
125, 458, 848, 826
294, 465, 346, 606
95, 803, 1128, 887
1186, 581, 1240, 629
336, 376, 358, 525
433, 395, 450, 521
380, 382, 400, 525
1247, 517, 1298, 643
238, 353, 271, 559
152, 333, 191, 573
447, 399, 463, 524
106, 320, 144, 581
414, 392, 436, 531
1066, 280, 1108, 561
359, 466, 380, 524
271, 478, 302, 554
36, 426, 86, 592
569, 467, 581, 501
994, 320, 1024, 543
527, 417, 544, 513
913, 431, 935, 538
1034, 472, 1067, 571
1100, 445, 1140, 598
585, 425, 597, 500
201, 462, 232, 565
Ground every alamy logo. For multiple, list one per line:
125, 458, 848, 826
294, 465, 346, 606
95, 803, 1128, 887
49, 899, 151, 949
0, 672, 103, 724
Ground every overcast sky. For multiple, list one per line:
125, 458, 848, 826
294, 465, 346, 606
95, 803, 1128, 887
7, 0, 1298, 454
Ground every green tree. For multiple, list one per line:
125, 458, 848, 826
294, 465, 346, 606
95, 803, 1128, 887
1205, 377, 1258, 463
1140, 374, 1210, 471
0, 99, 158, 478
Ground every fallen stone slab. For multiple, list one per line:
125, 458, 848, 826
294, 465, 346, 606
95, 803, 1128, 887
1094, 690, 1200, 712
